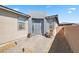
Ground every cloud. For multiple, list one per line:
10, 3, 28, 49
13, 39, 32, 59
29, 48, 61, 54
68, 10, 72, 14
67, 7, 76, 14
69, 8, 76, 11
13, 8, 20, 11
46, 6, 52, 8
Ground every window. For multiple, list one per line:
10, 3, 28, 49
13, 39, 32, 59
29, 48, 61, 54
49, 24, 53, 28
18, 17, 26, 30
49, 20, 54, 29
18, 22, 25, 30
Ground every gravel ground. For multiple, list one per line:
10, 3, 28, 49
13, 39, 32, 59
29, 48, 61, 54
4, 35, 55, 53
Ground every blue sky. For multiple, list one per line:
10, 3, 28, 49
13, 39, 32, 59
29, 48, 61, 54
6, 5, 79, 23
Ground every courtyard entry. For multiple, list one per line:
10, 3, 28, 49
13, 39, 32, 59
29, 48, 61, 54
32, 18, 44, 35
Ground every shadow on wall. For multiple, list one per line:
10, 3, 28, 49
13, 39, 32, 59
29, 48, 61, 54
48, 28, 73, 53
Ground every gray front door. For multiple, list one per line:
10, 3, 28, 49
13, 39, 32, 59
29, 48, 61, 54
32, 18, 44, 35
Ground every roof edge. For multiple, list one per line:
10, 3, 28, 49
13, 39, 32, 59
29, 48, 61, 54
0, 5, 30, 18
45, 15, 59, 25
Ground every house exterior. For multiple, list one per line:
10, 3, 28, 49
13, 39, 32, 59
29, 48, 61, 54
0, 5, 59, 44
28, 11, 59, 35
0, 5, 30, 44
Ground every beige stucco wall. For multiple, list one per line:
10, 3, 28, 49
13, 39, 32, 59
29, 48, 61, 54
64, 25, 79, 52
53, 22, 58, 36
0, 14, 28, 44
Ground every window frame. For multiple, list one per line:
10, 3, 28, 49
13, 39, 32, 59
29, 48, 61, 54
18, 16, 26, 30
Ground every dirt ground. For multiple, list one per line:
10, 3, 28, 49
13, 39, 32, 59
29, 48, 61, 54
3, 35, 54, 53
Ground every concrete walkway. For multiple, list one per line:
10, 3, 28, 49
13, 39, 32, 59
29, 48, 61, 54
4, 35, 55, 53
